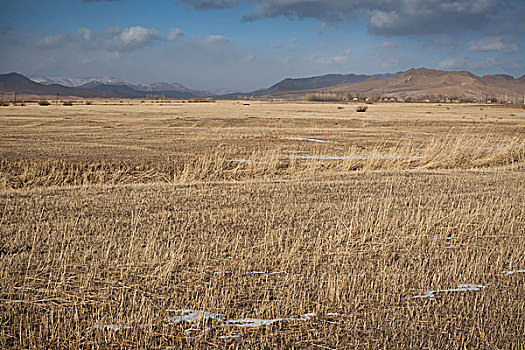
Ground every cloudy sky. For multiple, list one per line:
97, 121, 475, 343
0, 0, 523, 92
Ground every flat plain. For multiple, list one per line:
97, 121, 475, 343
1, 101, 524, 348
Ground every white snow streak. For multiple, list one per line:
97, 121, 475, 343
281, 137, 338, 144
411, 284, 487, 300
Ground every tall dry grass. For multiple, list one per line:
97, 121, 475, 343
1, 171, 524, 348
1, 102, 524, 348
1, 135, 523, 189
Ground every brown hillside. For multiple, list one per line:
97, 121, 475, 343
272, 68, 525, 100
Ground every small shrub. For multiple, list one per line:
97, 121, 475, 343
356, 105, 368, 112
63, 102, 73, 106
38, 101, 51, 106
0, 101, 9, 106
85, 101, 92, 105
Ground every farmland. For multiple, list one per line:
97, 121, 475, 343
1, 101, 524, 348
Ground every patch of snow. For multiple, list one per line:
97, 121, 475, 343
289, 155, 347, 161
284, 150, 310, 154
214, 271, 282, 275
184, 327, 211, 336
227, 313, 315, 328
281, 137, 338, 144
301, 313, 316, 320
230, 159, 252, 163
288, 154, 424, 161
219, 332, 243, 340
163, 309, 220, 326
502, 269, 525, 275
411, 284, 487, 300
91, 309, 315, 334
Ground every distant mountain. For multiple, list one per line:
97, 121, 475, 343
263, 68, 525, 100
4, 69, 524, 101
78, 83, 144, 98
33, 75, 215, 98
253, 73, 393, 95
31, 76, 126, 87
210, 88, 238, 95
0, 72, 125, 98
128, 82, 191, 92
0, 73, 216, 99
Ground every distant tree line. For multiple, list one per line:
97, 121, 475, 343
305, 92, 505, 103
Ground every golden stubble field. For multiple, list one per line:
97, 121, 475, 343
1, 100, 524, 348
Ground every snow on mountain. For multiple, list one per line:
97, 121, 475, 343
31, 76, 126, 87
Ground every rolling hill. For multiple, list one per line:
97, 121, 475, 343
252, 73, 393, 95
265, 68, 525, 101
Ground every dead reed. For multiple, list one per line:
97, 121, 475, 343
1, 102, 524, 348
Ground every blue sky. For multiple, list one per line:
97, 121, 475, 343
0, 0, 524, 91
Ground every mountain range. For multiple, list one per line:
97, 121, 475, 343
286, 68, 525, 101
1, 68, 525, 101
30, 75, 215, 98
252, 73, 394, 95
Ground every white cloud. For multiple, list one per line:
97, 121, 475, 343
75, 26, 164, 51
204, 34, 230, 43
471, 57, 503, 70
467, 36, 518, 53
314, 55, 348, 65
119, 26, 162, 48
241, 53, 256, 62
369, 11, 400, 31
333, 55, 348, 64
437, 56, 470, 69
37, 33, 69, 49
78, 28, 93, 41
37, 26, 177, 52
168, 28, 184, 41
438, 56, 506, 71
377, 40, 397, 49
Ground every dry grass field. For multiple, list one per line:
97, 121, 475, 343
1, 100, 524, 348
